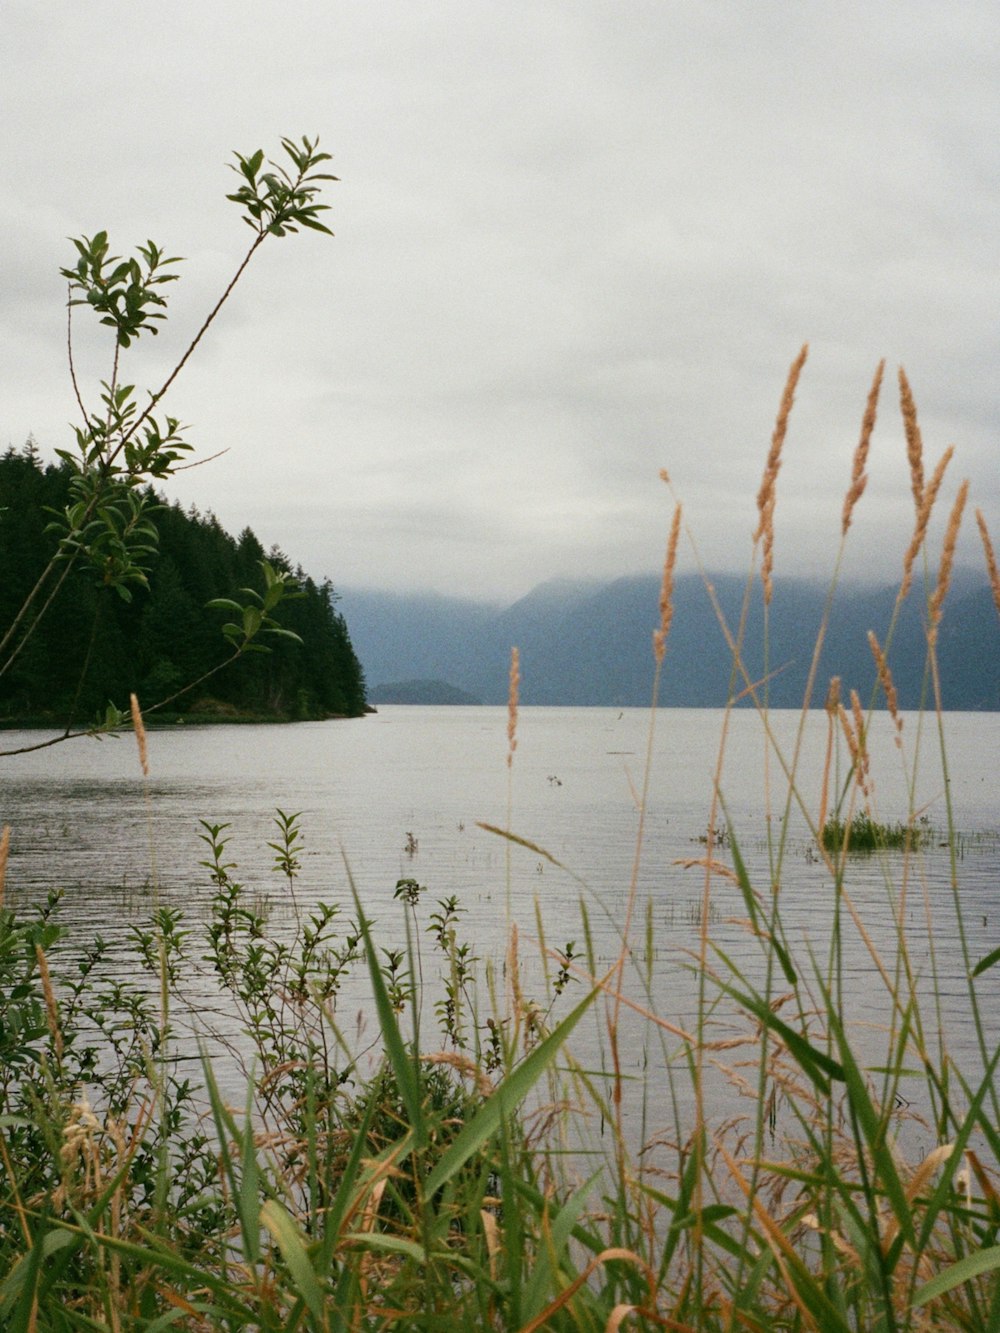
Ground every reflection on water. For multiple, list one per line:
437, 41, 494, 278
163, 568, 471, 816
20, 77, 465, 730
2, 706, 998, 1151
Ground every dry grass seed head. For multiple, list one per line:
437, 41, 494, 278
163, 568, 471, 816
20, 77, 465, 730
421, 1049, 494, 1099
756, 344, 808, 604
898, 366, 925, 511
0, 824, 9, 909
842, 359, 884, 534
901, 445, 954, 600
976, 508, 1000, 621
824, 676, 841, 714
836, 702, 870, 799
653, 503, 681, 663
35, 943, 64, 1064
506, 646, 519, 768
850, 688, 871, 792
755, 343, 809, 536
129, 692, 149, 777
928, 479, 969, 644
868, 631, 902, 744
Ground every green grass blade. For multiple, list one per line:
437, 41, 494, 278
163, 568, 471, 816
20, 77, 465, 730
424, 980, 599, 1197
521, 1170, 601, 1319
718, 980, 844, 1094
912, 1245, 1000, 1308
202, 1049, 261, 1265
971, 944, 1000, 978
341, 1232, 426, 1262
348, 873, 426, 1150
316, 1091, 378, 1267
238, 1083, 262, 1266
722, 807, 761, 933
916, 1040, 1000, 1253
824, 999, 915, 1259
1, 1226, 60, 1330
260, 1198, 326, 1322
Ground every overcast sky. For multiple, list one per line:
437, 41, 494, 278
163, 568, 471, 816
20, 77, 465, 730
3, 1, 997, 603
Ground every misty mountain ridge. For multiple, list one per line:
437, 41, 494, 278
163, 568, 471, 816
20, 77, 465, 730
342, 569, 1000, 711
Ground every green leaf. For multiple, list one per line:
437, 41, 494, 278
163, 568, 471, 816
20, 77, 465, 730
424, 977, 600, 1197
260, 1199, 326, 1320
349, 873, 426, 1150
522, 1171, 601, 1319
971, 944, 1000, 978
912, 1245, 1000, 1307
825, 996, 914, 1250
341, 1232, 426, 1262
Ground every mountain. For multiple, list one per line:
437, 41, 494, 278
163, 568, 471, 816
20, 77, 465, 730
341, 570, 1000, 710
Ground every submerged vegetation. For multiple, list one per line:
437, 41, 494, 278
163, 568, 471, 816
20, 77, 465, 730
2, 142, 1000, 1328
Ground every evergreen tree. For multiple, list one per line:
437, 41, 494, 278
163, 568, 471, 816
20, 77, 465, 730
0, 447, 367, 724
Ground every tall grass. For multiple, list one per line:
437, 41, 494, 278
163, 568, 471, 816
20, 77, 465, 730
2, 359, 1000, 1329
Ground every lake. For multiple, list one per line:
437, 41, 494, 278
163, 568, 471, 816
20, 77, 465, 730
2, 705, 998, 1156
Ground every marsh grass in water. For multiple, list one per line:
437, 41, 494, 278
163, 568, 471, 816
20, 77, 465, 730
820, 810, 928, 854
3, 357, 1000, 1329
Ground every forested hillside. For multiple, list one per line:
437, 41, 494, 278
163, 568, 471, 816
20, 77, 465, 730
0, 442, 367, 724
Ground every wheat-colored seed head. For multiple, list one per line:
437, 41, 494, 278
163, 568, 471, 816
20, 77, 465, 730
868, 631, 902, 744
928, 479, 969, 644
422, 1050, 495, 1099
506, 647, 520, 769
508, 920, 524, 1020
0, 825, 9, 909
900, 446, 954, 601
837, 699, 869, 797
898, 367, 924, 512
756, 344, 809, 537
842, 360, 884, 535
653, 504, 681, 664
754, 347, 808, 606
130, 692, 149, 778
35, 943, 64, 1064
850, 689, 871, 793
975, 509, 1000, 622
825, 676, 841, 715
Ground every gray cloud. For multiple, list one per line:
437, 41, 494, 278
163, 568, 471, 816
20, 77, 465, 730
3, 0, 997, 602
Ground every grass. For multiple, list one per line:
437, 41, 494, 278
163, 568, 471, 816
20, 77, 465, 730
2, 355, 1000, 1329
820, 811, 927, 853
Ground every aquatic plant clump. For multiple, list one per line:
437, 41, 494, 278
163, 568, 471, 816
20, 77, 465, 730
820, 810, 926, 853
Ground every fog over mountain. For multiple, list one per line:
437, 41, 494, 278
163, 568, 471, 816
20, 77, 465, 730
343, 572, 1000, 711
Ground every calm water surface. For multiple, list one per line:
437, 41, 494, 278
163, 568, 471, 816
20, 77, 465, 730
2, 707, 998, 1151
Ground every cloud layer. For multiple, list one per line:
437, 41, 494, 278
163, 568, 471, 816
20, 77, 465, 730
3, 0, 997, 600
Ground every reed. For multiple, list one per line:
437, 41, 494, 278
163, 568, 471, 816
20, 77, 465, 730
976, 508, 1000, 620
841, 358, 883, 536
1, 362, 998, 1331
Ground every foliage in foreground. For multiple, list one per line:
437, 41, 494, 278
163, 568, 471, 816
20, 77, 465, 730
3, 362, 1000, 1330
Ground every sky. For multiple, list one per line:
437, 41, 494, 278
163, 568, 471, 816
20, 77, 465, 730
3, 1, 998, 604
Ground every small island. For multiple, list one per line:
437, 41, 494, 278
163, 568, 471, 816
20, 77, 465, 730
367, 678, 482, 706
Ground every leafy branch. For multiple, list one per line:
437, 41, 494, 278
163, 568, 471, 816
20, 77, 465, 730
0, 136, 336, 749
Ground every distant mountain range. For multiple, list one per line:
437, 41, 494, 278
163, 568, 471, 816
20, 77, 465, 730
342, 571, 1000, 710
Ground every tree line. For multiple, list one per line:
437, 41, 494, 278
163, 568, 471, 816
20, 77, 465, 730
0, 440, 367, 725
